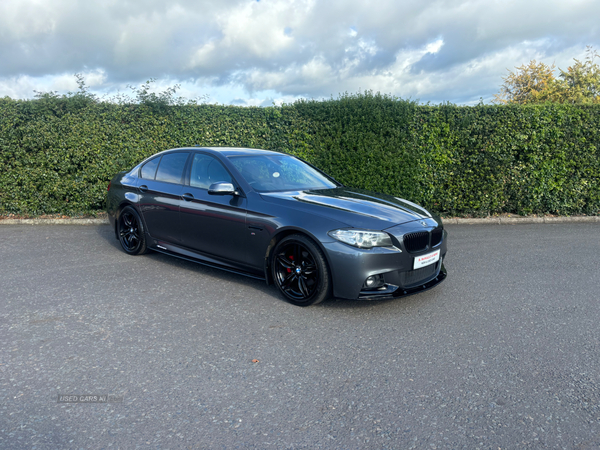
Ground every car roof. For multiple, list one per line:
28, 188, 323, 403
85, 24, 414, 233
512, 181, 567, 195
171, 147, 286, 157
130, 147, 293, 174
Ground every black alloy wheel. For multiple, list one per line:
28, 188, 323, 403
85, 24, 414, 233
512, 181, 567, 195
272, 234, 331, 306
118, 206, 147, 255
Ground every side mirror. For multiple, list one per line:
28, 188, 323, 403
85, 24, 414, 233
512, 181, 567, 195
208, 182, 237, 196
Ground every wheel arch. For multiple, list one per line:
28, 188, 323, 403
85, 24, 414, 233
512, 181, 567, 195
114, 201, 139, 239
263, 227, 335, 287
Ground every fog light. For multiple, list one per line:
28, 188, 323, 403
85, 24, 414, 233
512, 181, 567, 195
363, 274, 385, 289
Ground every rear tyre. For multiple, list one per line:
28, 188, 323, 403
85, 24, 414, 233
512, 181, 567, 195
271, 234, 332, 306
117, 206, 148, 255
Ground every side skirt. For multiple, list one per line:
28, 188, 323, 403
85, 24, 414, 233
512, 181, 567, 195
149, 247, 266, 281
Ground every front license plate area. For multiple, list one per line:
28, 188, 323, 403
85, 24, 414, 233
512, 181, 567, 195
413, 249, 440, 270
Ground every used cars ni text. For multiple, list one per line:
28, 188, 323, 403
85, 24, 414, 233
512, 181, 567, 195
107, 147, 447, 306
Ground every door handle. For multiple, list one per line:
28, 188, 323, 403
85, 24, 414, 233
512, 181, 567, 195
139, 185, 148, 193
182, 193, 194, 201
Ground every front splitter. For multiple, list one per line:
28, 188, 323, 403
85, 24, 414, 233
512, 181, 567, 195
357, 265, 447, 301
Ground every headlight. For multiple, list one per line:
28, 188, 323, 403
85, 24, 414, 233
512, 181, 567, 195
328, 229, 393, 249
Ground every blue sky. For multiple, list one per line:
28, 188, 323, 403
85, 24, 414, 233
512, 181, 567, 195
1, 0, 598, 106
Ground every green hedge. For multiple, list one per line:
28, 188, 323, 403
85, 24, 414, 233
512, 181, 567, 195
1, 92, 599, 217
410, 103, 600, 216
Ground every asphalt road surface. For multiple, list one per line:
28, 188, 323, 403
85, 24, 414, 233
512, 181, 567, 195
1, 222, 599, 449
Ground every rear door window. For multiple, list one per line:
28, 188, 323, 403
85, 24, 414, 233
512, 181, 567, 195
155, 153, 189, 184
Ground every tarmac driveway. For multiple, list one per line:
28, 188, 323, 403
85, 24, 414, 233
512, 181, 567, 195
1, 222, 599, 449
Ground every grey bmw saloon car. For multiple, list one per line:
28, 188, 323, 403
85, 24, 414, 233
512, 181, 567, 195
107, 147, 447, 306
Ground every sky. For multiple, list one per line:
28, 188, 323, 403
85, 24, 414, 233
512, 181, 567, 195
1, 0, 599, 106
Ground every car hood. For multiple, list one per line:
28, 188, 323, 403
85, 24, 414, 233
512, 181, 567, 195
260, 187, 433, 229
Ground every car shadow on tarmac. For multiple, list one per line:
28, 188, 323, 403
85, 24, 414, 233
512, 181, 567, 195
95, 224, 439, 311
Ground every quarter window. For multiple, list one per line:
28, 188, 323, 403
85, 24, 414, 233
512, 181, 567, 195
140, 156, 160, 180
155, 153, 189, 184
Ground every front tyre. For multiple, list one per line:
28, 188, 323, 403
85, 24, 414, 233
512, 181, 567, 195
272, 234, 332, 306
117, 206, 148, 255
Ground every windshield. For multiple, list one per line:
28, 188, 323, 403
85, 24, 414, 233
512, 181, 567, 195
228, 154, 338, 192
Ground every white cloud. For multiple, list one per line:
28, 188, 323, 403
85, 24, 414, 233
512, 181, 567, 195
0, 0, 599, 105
425, 39, 444, 55
0, 69, 108, 99
0, 0, 57, 40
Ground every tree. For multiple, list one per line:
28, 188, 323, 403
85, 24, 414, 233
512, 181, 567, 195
554, 46, 600, 104
495, 60, 557, 104
495, 46, 600, 104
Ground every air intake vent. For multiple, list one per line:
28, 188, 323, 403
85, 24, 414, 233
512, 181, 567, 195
431, 228, 443, 247
403, 231, 429, 253
400, 263, 439, 288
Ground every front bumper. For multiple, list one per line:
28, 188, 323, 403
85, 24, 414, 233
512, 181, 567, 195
357, 263, 446, 300
322, 238, 447, 300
